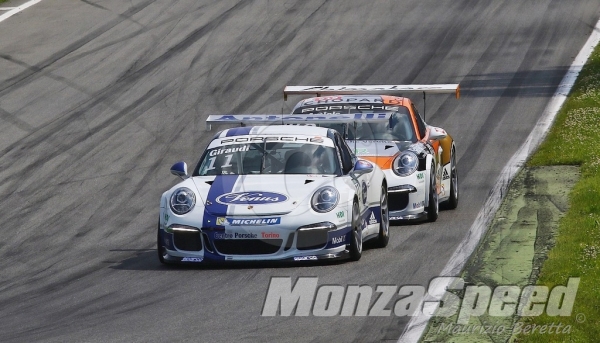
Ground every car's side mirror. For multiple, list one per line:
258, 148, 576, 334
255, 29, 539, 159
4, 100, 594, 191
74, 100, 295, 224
352, 160, 374, 176
428, 125, 447, 140
170, 161, 188, 179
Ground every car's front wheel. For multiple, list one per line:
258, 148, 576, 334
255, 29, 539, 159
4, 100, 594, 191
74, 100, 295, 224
426, 164, 439, 222
446, 148, 459, 209
376, 185, 389, 248
349, 201, 363, 261
157, 221, 166, 264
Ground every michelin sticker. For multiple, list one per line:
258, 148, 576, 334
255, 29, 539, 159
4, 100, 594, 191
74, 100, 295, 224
227, 217, 281, 226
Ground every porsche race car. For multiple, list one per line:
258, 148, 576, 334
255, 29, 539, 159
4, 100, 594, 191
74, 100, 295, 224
283, 85, 460, 222
158, 122, 389, 264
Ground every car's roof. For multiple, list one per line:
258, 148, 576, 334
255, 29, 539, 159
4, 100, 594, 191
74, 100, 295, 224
215, 125, 332, 138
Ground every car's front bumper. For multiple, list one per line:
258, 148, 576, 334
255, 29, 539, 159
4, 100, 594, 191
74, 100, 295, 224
383, 169, 429, 221
157, 220, 352, 264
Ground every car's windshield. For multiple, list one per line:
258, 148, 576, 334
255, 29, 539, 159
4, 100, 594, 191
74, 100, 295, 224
293, 106, 416, 142
195, 142, 340, 176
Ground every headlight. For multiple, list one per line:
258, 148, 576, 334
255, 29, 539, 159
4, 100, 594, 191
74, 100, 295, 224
311, 186, 339, 213
170, 187, 196, 215
393, 151, 419, 177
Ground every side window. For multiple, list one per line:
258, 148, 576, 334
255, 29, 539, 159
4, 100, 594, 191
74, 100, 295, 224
335, 133, 354, 174
412, 103, 427, 139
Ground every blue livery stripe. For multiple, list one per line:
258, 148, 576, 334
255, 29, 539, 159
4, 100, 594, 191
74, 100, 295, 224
225, 126, 253, 137
202, 175, 240, 261
203, 175, 240, 221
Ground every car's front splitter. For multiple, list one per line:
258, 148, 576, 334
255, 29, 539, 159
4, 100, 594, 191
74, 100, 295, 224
159, 246, 350, 265
389, 210, 428, 222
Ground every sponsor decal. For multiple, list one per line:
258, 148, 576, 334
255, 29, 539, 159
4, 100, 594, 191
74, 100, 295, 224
354, 148, 369, 155
203, 175, 240, 229
417, 172, 424, 180
216, 217, 228, 225
308, 96, 343, 102
163, 213, 169, 224
282, 113, 390, 121
216, 192, 288, 205
228, 217, 281, 226
214, 231, 280, 239
381, 96, 404, 105
354, 140, 397, 144
301, 96, 381, 105
214, 232, 258, 239
261, 232, 280, 239
336, 210, 345, 224
369, 211, 377, 225
293, 256, 318, 261
299, 104, 400, 113
181, 257, 203, 262
220, 135, 325, 144
443, 168, 450, 180
412, 201, 425, 209
209, 145, 249, 156
261, 277, 580, 322
332, 236, 345, 244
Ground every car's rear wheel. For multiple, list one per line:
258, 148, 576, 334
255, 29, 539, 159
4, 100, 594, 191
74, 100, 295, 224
446, 148, 459, 209
376, 185, 389, 248
349, 201, 362, 261
426, 164, 439, 222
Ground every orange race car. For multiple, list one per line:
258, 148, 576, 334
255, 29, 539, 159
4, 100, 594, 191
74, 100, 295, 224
284, 85, 460, 222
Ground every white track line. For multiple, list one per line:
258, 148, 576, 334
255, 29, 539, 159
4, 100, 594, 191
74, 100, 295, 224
397, 17, 600, 343
0, 0, 44, 23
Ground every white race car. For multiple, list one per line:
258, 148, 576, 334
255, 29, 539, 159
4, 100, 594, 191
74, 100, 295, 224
284, 85, 460, 222
158, 122, 389, 264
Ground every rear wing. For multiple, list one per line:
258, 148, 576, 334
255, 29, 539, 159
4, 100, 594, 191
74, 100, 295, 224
206, 113, 392, 131
283, 84, 460, 100
283, 84, 460, 120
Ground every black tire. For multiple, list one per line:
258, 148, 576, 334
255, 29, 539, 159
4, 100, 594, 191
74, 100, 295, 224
376, 185, 389, 248
446, 148, 459, 209
349, 201, 363, 261
426, 164, 439, 222
157, 221, 166, 264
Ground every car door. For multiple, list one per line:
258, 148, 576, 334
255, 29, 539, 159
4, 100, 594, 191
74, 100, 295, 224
334, 132, 371, 216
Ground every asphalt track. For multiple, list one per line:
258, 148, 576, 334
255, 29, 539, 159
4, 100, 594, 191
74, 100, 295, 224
0, 1, 598, 342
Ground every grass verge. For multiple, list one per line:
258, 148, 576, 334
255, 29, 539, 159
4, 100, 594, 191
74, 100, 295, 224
511, 38, 600, 342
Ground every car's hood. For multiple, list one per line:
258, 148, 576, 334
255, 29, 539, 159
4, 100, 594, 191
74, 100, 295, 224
349, 140, 413, 169
191, 174, 334, 216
